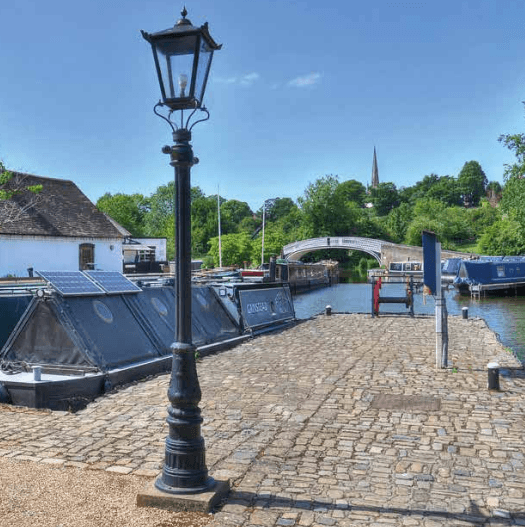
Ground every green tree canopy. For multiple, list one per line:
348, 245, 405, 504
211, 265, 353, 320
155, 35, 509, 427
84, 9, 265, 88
369, 182, 399, 216
191, 194, 218, 256
494, 103, 525, 251
457, 161, 488, 207
207, 232, 253, 267
144, 181, 175, 237
221, 199, 253, 232
399, 174, 461, 207
385, 202, 413, 243
477, 218, 525, 255
96, 192, 149, 237
298, 175, 350, 236
404, 199, 474, 249
335, 179, 367, 207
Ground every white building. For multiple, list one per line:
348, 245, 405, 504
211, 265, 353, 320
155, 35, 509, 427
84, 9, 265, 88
0, 172, 123, 277
122, 237, 167, 273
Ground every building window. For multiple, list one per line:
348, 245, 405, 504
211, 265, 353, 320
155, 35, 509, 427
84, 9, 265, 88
79, 243, 95, 270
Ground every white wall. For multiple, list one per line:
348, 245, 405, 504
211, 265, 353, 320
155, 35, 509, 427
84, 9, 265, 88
0, 235, 123, 277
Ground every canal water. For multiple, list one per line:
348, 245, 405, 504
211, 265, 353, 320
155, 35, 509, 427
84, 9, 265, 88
293, 282, 525, 362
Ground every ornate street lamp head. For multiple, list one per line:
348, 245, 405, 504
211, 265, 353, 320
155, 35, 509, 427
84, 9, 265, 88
141, 8, 222, 112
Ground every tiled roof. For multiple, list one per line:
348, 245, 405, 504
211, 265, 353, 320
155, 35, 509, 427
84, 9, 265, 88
0, 172, 123, 239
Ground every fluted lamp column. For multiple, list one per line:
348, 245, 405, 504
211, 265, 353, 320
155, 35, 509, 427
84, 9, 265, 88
137, 8, 229, 512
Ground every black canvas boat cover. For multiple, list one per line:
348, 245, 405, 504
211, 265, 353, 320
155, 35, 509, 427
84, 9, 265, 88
0, 295, 32, 350
1, 286, 240, 373
123, 286, 240, 350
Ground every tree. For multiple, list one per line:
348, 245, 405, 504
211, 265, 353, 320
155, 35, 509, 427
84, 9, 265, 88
144, 181, 175, 237
298, 175, 350, 236
425, 176, 462, 206
496, 104, 525, 246
399, 174, 461, 207
399, 174, 439, 205
191, 195, 218, 256
477, 218, 525, 255
334, 179, 367, 207
220, 199, 253, 232
369, 182, 399, 216
207, 233, 253, 267
457, 161, 487, 207
385, 202, 413, 243
0, 163, 43, 227
96, 192, 149, 237
251, 224, 289, 264
403, 199, 473, 249
499, 105, 525, 181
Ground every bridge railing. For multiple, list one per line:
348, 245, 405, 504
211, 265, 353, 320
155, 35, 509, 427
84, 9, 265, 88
283, 236, 386, 258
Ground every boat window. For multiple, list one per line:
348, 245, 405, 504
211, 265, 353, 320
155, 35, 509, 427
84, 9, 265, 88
151, 297, 168, 317
496, 266, 505, 278
93, 300, 113, 324
390, 263, 402, 271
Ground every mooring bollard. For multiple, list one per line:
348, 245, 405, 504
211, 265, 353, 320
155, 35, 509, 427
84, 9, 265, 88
487, 362, 500, 390
33, 366, 42, 382
462, 306, 468, 319
325, 305, 332, 316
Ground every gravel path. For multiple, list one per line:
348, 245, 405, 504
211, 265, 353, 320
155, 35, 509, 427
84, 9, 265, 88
0, 457, 211, 527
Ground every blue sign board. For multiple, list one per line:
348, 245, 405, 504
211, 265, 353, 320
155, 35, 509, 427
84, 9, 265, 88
422, 231, 437, 295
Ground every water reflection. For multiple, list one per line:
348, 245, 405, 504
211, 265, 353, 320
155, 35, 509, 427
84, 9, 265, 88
292, 283, 525, 361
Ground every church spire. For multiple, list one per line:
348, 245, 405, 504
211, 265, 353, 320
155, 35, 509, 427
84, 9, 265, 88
371, 147, 379, 188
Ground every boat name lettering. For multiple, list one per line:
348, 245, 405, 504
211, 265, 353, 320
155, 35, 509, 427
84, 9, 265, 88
247, 302, 269, 314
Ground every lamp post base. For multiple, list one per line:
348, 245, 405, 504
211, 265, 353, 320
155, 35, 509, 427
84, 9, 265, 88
137, 477, 230, 513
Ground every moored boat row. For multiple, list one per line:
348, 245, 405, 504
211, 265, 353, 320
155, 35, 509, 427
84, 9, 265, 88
453, 256, 525, 295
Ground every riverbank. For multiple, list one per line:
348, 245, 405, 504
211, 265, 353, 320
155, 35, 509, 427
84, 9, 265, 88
0, 314, 524, 526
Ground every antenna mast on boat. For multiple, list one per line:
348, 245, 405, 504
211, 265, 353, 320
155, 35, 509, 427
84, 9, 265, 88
218, 185, 222, 269
261, 201, 266, 267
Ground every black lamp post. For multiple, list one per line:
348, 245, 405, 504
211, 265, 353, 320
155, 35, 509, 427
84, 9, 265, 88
141, 9, 221, 495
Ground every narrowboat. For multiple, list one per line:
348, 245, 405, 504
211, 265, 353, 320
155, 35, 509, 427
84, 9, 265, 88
388, 261, 423, 275
441, 258, 462, 284
454, 257, 525, 294
0, 272, 295, 410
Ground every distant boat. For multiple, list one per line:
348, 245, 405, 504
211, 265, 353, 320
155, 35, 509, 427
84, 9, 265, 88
454, 257, 525, 294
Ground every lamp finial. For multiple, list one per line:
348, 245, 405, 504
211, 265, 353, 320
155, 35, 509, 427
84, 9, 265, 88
176, 6, 191, 26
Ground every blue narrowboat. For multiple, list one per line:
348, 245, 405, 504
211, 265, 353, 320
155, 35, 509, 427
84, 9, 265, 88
454, 257, 525, 293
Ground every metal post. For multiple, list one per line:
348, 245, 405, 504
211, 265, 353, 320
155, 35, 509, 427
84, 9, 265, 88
435, 242, 444, 368
217, 185, 222, 269
261, 201, 266, 267
371, 276, 375, 318
155, 128, 214, 494
487, 362, 500, 390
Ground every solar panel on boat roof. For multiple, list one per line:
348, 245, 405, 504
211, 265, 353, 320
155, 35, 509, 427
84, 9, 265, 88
36, 270, 105, 296
84, 270, 142, 294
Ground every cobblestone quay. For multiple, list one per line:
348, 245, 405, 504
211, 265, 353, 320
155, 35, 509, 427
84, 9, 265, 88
1, 314, 525, 526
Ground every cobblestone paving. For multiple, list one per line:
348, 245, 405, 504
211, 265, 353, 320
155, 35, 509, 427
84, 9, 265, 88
1, 314, 525, 526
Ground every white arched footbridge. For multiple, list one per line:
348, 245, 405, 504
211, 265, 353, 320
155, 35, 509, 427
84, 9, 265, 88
283, 237, 386, 263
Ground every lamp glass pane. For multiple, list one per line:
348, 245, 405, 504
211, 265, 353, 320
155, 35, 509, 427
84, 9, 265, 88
155, 35, 198, 99
194, 39, 213, 104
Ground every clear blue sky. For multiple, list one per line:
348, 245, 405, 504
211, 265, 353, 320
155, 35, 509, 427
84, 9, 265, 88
1, 0, 523, 212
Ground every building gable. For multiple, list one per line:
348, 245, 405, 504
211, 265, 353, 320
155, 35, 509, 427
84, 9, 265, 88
0, 172, 122, 239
